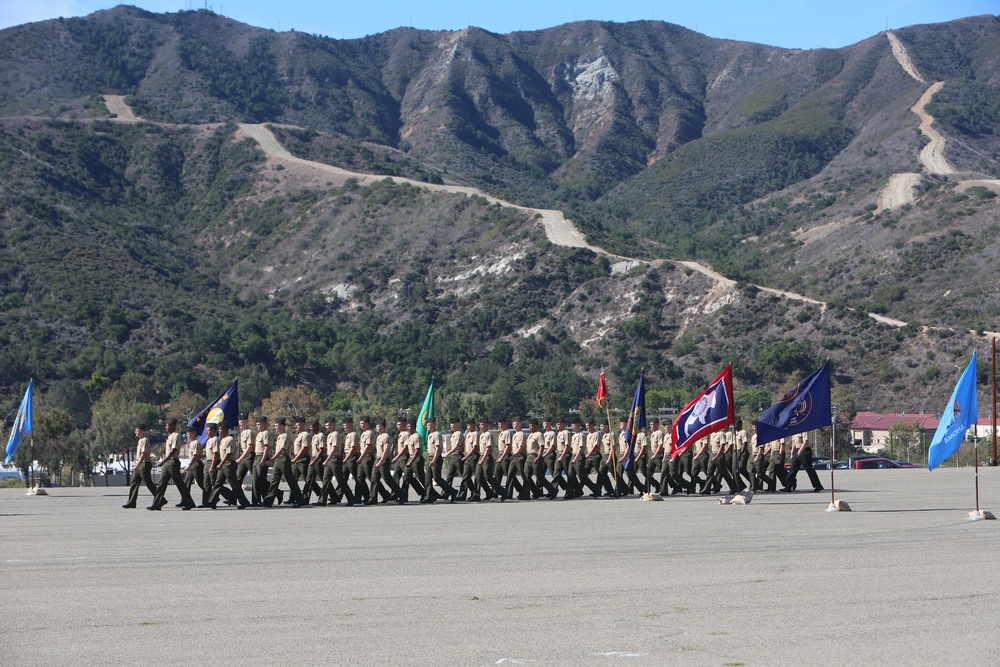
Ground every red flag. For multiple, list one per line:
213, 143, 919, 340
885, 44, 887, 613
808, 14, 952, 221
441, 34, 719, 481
671, 365, 735, 456
596, 372, 608, 408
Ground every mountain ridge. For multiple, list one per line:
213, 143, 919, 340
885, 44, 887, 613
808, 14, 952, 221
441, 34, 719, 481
1, 7, 999, 429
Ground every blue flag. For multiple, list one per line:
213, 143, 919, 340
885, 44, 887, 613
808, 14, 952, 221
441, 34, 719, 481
928, 352, 977, 471
187, 381, 239, 445
623, 372, 647, 471
5, 380, 33, 464
757, 362, 832, 446
671, 366, 734, 455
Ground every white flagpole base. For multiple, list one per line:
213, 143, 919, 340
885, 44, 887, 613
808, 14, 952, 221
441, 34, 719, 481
26, 486, 48, 496
826, 500, 851, 512
641, 492, 663, 501
968, 510, 995, 520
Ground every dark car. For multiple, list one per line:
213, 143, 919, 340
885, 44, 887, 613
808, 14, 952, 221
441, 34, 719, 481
854, 457, 904, 469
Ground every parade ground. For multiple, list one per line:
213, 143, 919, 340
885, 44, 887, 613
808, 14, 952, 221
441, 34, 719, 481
3, 468, 999, 666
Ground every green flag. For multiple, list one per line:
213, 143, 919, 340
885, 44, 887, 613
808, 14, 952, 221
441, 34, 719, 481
416, 378, 435, 453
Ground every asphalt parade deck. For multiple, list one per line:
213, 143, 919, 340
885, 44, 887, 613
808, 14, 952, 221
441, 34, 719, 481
2, 467, 999, 666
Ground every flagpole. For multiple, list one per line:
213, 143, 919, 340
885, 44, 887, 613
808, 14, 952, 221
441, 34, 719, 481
830, 409, 836, 506
992, 338, 997, 466
601, 372, 618, 494
974, 422, 980, 514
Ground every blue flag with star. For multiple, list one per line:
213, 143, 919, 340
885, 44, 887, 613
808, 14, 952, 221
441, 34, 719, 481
928, 352, 977, 471
187, 381, 239, 445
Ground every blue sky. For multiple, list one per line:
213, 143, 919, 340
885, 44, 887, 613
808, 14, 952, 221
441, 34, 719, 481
1, 0, 996, 48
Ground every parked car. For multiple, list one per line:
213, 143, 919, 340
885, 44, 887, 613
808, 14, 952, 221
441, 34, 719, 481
813, 460, 849, 470
848, 455, 882, 468
893, 461, 923, 468
854, 457, 905, 469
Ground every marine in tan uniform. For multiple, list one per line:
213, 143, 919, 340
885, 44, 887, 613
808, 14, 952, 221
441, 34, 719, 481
262, 418, 303, 507
596, 422, 617, 497
123, 424, 156, 508
252, 416, 274, 506
149, 419, 195, 510
341, 417, 363, 504
288, 417, 312, 491
647, 418, 668, 495
690, 436, 711, 494
570, 418, 597, 497
234, 413, 257, 504
318, 417, 353, 506
500, 419, 530, 501
472, 419, 496, 501
626, 421, 649, 495
202, 423, 232, 506
495, 418, 513, 493
733, 420, 752, 492
671, 421, 695, 494
459, 418, 479, 501
397, 420, 425, 504
555, 419, 577, 498
766, 437, 787, 492
183, 425, 207, 505
207, 421, 249, 508
355, 417, 375, 504
422, 418, 457, 503
541, 419, 567, 497
301, 420, 325, 504
367, 418, 401, 504
391, 418, 409, 498
525, 418, 557, 499
442, 418, 465, 499
582, 420, 605, 497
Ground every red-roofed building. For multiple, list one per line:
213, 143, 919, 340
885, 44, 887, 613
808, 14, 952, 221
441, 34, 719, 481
851, 412, 995, 454
850, 412, 939, 453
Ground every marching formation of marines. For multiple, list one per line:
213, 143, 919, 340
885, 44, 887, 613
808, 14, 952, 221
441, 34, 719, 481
123, 413, 824, 510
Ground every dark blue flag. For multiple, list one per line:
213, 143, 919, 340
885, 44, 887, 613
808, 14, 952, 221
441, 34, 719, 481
623, 372, 647, 471
671, 366, 734, 455
187, 381, 239, 445
757, 362, 832, 446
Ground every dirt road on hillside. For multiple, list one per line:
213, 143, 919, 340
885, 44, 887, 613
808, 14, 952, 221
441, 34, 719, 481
876, 34, 951, 212
103, 95, 139, 121
886, 32, 925, 83
238, 123, 596, 251
913, 82, 954, 175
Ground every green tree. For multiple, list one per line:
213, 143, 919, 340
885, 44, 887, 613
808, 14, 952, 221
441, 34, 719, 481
90, 387, 161, 467
888, 421, 922, 463
45, 380, 92, 429
33, 408, 74, 486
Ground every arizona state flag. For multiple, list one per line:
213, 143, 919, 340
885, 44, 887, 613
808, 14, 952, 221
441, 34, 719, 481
188, 381, 239, 445
756, 362, 832, 446
596, 372, 608, 408
671, 366, 734, 456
